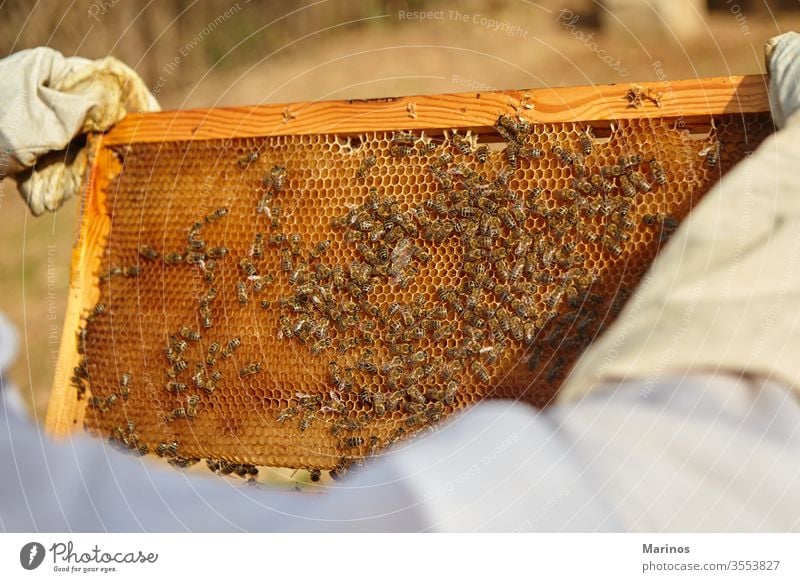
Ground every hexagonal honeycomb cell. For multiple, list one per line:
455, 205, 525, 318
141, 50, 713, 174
71, 112, 772, 472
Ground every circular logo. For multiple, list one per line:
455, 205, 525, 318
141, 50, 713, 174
19, 542, 45, 570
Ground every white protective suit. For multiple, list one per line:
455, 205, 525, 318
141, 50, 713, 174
1, 39, 800, 532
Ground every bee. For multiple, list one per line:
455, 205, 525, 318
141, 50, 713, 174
179, 326, 201, 342
224, 336, 242, 356
156, 441, 178, 457
520, 146, 544, 160
166, 380, 187, 394
472, 143, 490, 164
239, 257, 258, 279
498, 207, 517, 229
299, 410, 315, 432
237, 151, 259, 168
270, 165, 287, 191
119, 372, 131, 388
649, 158, 667, 185
308, 239, 330, 261
703, 142, 720, 167
247, 233, 265, 259
310, 338, 332, 356
573, 177, 593, 195
239, 363, 262, 378
603, 235, 624, 257
269, 233, 287, 247
619, 153, 643, 169
167, 407, 187, 422
269, 204, 282, 228
357, 356, 378, 375
138, 244, 159, 261
338, 337, 360, 354
277, 406, 298, 423
471, 360, 490, 383
452, 133, 474, 155
504, 142, 519, 168
590, 174, 614, 194
579, 127, 594, 155
417, 137, 437, 156
192, 363, 207, 388
630, 171, 652, 193
497, 113, 519, 134
618, 174, 636, 197
342, 436, 364, 449
572, 152, 587, 177
355, 154, 377, 179
600, 164, 624, 178
309, 468, 322, 482
235, 281, 248, 305
552, 144, 574, 165
392, 130, 415, 145
391, 145, 413, 157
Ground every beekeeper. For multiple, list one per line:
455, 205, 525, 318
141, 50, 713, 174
1, 35, 799, 531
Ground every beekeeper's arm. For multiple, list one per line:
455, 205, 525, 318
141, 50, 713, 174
0, 47, 159, 215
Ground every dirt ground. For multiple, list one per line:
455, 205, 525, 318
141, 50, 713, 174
1, 0, 797, 423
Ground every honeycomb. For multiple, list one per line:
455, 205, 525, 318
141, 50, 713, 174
71, 111, 772, 474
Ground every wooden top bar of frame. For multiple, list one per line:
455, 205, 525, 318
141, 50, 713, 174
104, 75, 770, 146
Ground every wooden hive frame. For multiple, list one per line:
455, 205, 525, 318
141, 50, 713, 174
45, 75, 771, 444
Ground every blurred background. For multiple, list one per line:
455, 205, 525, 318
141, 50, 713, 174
1, 0, 798, 422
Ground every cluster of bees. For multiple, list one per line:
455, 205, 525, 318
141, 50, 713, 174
74, 108, 722, 482
264, 115, 703, 478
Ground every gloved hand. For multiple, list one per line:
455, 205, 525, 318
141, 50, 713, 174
0, 48, 159, 215
558, 32, 800, 403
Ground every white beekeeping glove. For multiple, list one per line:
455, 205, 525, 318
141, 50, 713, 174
559, 32, 800, 403
0, 48, 159, 215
